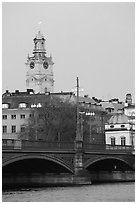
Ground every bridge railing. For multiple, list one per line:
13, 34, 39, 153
2, 139, 134, 153
2, 139, 74, 151
83, 143, 134, 153
22, 140, 74, 151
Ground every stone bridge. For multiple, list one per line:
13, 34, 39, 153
3, 140, 135, 173
2, 139, 135, 187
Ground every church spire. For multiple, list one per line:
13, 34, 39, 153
25, 31, 54, 94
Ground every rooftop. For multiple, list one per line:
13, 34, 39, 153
108, 113, 129, 124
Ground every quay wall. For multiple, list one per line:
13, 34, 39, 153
3, 171, 135, 188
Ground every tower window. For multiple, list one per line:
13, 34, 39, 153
3, 126, 7, 133
11, 125, 16, 133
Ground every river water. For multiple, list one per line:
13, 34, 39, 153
2, 182, 135, 202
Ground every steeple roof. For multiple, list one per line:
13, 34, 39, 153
35, 31, 44, 39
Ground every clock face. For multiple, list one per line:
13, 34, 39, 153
43, 61, 49, 69
30, 61, 35, 69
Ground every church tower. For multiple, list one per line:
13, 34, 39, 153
25, 31, 54, 93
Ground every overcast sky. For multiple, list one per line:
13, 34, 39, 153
2, 2, 135, 102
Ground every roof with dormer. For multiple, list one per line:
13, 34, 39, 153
79, 96, 96, 104
100, 101, 124, 112
2, 90, 106, 114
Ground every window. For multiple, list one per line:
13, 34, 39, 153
31, 103, 42, 108
2, 115, 7, 120
121, 125, 125, 128
111, 137, 115, 145
11, 125, 16, 133
29, 114, 33, 118
3, 126, 7, 133
20, 114, 25, 119
121, 137, 126, 146
2, 104, 9, 109
110, 125, 114, 128
19, 103, 27, 108
106, 108, 114, 113
11, 115, 16, 119
31, 104, 36, 108
21, 126, 25, 132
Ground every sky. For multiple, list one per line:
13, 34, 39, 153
2, 2, 135, 102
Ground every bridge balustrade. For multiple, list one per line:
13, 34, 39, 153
2, 139, 74, 151
2, 139, 134, 153
22, 140, 74, 151
83, 143, 133, 153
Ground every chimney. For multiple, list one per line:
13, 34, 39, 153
15, 90, 19, 94
27, 89, 34, 94
125, 93, 132, 105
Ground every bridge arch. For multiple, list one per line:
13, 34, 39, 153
85, 156, 134, 171
3, 154, 74, 174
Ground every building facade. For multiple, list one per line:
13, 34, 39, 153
2, 106, 30, 140
2, 90, 107, 143
105, 112, 135, 147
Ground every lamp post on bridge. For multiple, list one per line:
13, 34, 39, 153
74, 78, 92, 183
74, 77, 84, 175
79, 112, 85, 141
75, 77, 81, 142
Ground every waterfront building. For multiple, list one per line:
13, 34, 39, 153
105, 111, 135, 146
2, 89, 107, 144
2, 90, 72, 140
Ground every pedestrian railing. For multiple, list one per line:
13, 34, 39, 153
2, 139, 74, 151
83, 143, 134, 153
2, 139, 134, 153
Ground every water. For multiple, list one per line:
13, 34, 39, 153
2, 182, 135, 202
